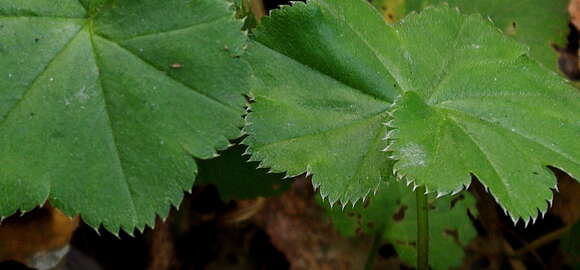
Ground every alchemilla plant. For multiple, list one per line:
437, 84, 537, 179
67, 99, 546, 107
243, 0, 578, 221
0, 0, 250, 233
0, 0, 578, 269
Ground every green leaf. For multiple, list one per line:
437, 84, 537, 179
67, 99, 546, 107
243, 0, 580, 221
369, 0, 569, 71
196, 143, 290, 201
388, 6, 579, 222
0, 0, 249, 233
322, 182, 477, 270
243, 0, 398, 206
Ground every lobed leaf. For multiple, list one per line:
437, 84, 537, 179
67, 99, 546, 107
243, 0, 580, 221
0, 0, 249, 233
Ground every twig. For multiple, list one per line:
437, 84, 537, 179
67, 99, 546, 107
513, 225, 572, 257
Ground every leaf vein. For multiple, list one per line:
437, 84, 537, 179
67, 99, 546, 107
426, 17, 468, 101
88, 27, 139, 228
444, 115, 515, 205
95, 34, 239, 114
343, 120, 389, 197
443, 107, 580, 166
254, 111, 388, 151
318, 2, 404, 99
0, 24, 84, 127
110, 16, 229, 42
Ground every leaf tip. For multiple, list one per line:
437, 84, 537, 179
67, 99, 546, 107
523, 217, 531, 228
436, 191, 448, 199
451, 185, 464, 196
340, 200, 349, 211
510, 215, 519, 226
312, 180, 321, 190
540, 207, 548, 219
383, 120, 395, 128
412, 183, 419, 192
531, 214, 538, 225
329, 199, 338, 209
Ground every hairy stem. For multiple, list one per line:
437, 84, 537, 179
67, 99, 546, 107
416, 185, 429, 270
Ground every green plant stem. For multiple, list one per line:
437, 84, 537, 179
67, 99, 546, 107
416, 185, 429, 270
364, 223, 387, 270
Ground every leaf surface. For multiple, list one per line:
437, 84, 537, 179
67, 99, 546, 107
322, 183, 477, 270
369, 0, 569, 71
0, 0, 249, 233
243, 0, 402, 205
243, 0, 580, 220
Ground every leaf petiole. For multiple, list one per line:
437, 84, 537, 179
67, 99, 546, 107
416, 185, 429, 270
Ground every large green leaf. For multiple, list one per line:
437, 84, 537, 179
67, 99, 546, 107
243, 0, 399, 206
322, 183, 477, 270
0, 0, 249, 233
243, 0, 580, 221
369, 0, 569, 71
196, 143, 290, 201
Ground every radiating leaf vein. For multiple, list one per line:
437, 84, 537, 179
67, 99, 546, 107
95, 34, 240, 113
0, 23, 83, 124
254, 111, 387, 151
316, 2, 402, 98
445, 114, 516, 201
444, 108, 580, 166
113, 16, 230, 42
88, 29, 139, 226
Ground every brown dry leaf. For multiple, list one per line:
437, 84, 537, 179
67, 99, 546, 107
0, 205, 79, 264
252, 176, 403, 270
147, 219, 177, 270
570, 0, 580, 30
